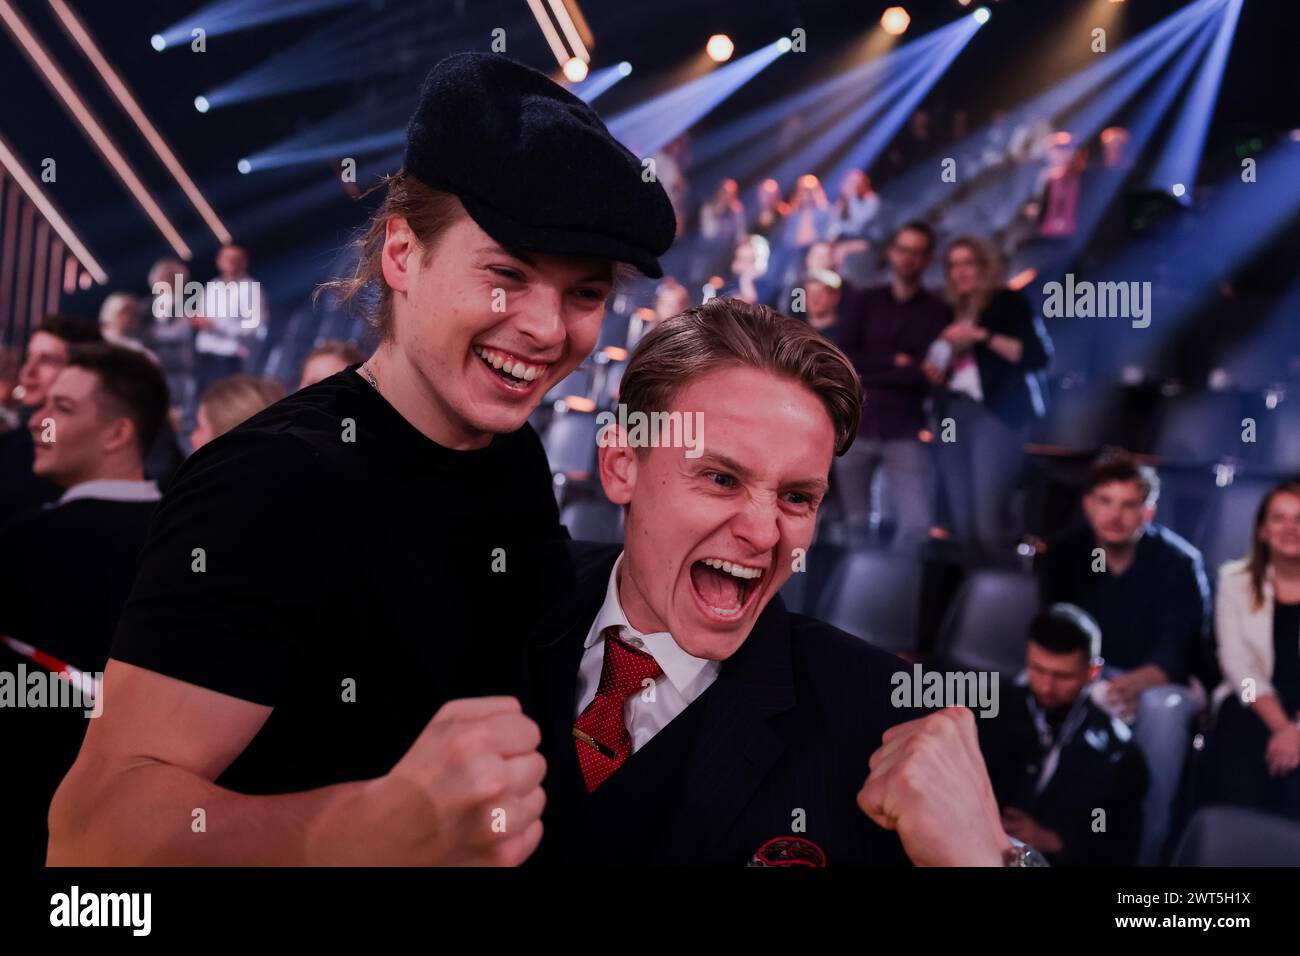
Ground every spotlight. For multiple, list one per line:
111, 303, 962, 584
618, 61, 632, 77
881, 7, 910, 36
777, 36, 793, 53
237, 158, 252, 174
150, 34, 166, 52
973, 6, 991, 24
563, 57, 588, 83
1171, 183, 1186, 198
194, 95, 210, 113
958, 0, 971, 6
706, 34, 734, 63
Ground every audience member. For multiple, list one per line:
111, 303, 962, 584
0, 315, 102, 525
192, 244, 268, 401
190, 374, 287, 451
0, 342, 168, 866
833, 221, 949, 552
828, 169, 880, 241
722, 234, 775, 306
927, 235, 1051, 557
299, 341, 366, 390
750, 177, 787, 241
98, 292, 153, 358
1204, 480, 1300, 820
978, 604, 1148, 865
1037, 454, 1210, 863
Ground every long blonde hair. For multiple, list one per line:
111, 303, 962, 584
943, 235, 1004, 316
199, 375, 285, 439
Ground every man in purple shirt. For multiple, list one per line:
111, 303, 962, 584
834, 221, 950, 552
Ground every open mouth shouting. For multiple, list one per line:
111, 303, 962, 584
688, 556, 768, 624
473, 344, 551, 396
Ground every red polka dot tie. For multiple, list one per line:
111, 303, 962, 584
573, 627, 663, 792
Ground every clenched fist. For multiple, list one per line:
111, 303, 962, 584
308, 696, 547, 866
857, 707, 1009, 866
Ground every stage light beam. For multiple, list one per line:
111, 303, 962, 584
707, 34, 734, 63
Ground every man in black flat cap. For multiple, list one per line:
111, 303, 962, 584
49, 53, 675, 866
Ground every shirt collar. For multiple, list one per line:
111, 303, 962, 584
58, 479, 161, 505
584, 552, 720, 699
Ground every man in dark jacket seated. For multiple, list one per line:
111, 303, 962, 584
977, 603, 1148, 866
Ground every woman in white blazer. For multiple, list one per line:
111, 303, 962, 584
1206, 480, 1300, 818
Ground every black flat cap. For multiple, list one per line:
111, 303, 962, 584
405, 52, 676, 278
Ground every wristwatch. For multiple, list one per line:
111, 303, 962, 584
1003, 836, 1050, 867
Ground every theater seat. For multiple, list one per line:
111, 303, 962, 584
813, 549, 923, 655
560, 498, 624, 544
1196, 474, 1275, 576
934, 569, 1040, 676
1172, 805, 1300, 865
543, 367, 594, 404
1261, 397, 1300, 473
542, 407, 599, 480
1152, 392, 1248, 464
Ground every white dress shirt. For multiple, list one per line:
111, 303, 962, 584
57, 479, 161, 506
575, 553, 721, 753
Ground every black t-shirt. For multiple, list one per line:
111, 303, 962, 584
111, 367, 573, 795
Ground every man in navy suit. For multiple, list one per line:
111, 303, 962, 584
526, 297, 1022, 866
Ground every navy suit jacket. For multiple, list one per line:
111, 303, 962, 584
523, 543, 922, 866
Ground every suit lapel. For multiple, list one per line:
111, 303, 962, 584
523, 547, 618, 823
653, 596, 798, 864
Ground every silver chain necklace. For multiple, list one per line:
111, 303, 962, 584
360, 362, 379, 390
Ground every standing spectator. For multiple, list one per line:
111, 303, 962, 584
1037, 455, 1210, 863
190, 374, 286, 451
1205, 480, 1300, 820
927, 235, 1051, 557
652, 134, 691, 240
192, 244, 268, 401
978, 604, 1148, 865
833, 221, 950, 552
699, 178, 746, 243
298, 341, 366, 390
97, 293, 152, 357
145, 257, 195, 420
694, 179, 748, 286
751, 177, 787, 241
721, 234, 775, 306
781, 174, 830, 252
828, 169, 881, 241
